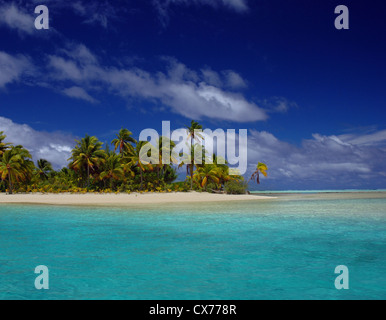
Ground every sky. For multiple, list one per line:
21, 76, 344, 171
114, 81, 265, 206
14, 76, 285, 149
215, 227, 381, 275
0, 0, 386, 190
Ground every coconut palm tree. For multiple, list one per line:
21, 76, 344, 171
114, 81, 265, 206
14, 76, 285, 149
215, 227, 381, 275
0, 131, 11, 157
178, 143, 207, 189
249, 162, 268, 184
11, 145, 34, 182
124, 141, 156, 190
209, 154, 232, 188
156, 136, 177, 179
68, 135, 105, 188
185, 121, 204, 190
0, 148, 28, 194
99, 153, 124, 189
193, 164, 221, 191
111, 128, 137, 156
36, 159, 53, 180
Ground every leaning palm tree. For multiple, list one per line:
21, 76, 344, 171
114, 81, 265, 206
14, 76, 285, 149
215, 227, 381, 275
249, 162, 268, 184
111, 128, 137, 156
185, 121, 204, 190
68, 135, 105, 188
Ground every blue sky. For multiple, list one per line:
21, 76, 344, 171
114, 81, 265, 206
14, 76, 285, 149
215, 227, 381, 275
1, 0, 386, 190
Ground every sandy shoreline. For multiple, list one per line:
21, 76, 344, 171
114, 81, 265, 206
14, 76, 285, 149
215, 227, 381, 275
0, 192, 274, 206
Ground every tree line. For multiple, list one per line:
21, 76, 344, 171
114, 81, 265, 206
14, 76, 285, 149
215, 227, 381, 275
0, 121, 267, 194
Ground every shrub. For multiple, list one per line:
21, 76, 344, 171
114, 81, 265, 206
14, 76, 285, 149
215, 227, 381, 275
224, 180, 248, 195
206, 182, 221, 193
171, 181, 190, 192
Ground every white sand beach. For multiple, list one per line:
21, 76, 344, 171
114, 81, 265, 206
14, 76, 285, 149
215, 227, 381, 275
0, 192, 274, 206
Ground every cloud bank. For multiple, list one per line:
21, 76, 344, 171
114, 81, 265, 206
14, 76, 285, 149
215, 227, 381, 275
1, 40, 267, 122
246, 130, 386, 189
2, 115, 386, 189
0, 116, 76, 169
46, 49, 267, 122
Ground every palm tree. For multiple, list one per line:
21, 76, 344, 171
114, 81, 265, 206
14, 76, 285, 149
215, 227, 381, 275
0, 148, 27, 194
249, 162, 268, 184
99, 153, 124, 189
36, 159, 53, 180
156, 136, 177, 179
0, 131, 11, 157
69, 135, 105, 188
124, 141, 155, 190
178, 143, 207, 189
193, 164, 221, 191
11, 145, 34, 182
111, 128, 137, 156
210, 154, 234, 188
185, 121, 204, 189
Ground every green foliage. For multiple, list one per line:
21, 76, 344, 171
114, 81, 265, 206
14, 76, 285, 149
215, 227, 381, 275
224, 180, 248, 195
0, 123, 267, 194
206, 182, 220, 193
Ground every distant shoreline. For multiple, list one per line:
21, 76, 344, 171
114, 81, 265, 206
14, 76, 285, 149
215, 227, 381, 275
251, 189, 386, 194
250, 191, 386, 201
0, 192, 275, 207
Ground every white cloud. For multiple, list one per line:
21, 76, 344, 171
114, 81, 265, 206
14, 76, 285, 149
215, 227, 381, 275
0, 51, 33, 88
262, 97, 297, 114
59, 43, 99, 66
338, 130, 386, 147
221, 0, 249, 12
0, 3, 34, 35
200, 69, 247, 89
62, 86, 98, 104
70, 1, 118, 28
201, 69, 223, 87
48, 56, 85, 81
152, 0, 248, 25
0, 116, 76, 169
223, 70, 247, 89
246, 129, 386, 189
46, 46, 267, 122
153, 0, 249, 13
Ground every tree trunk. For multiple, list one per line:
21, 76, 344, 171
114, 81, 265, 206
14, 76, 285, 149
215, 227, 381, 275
190, 164, 193, 190
190, 135, 193, 190
87, 164, 90, 188
8, 173, 13, 195
140, 169, 143, 190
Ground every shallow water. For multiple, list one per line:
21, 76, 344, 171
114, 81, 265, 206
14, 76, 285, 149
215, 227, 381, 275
0, 194, 385, 300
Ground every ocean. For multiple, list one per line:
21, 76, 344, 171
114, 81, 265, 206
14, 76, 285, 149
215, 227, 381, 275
0, 192, 385, 300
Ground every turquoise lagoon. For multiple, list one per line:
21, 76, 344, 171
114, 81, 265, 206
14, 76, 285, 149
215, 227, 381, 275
0, 193, 385, 300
